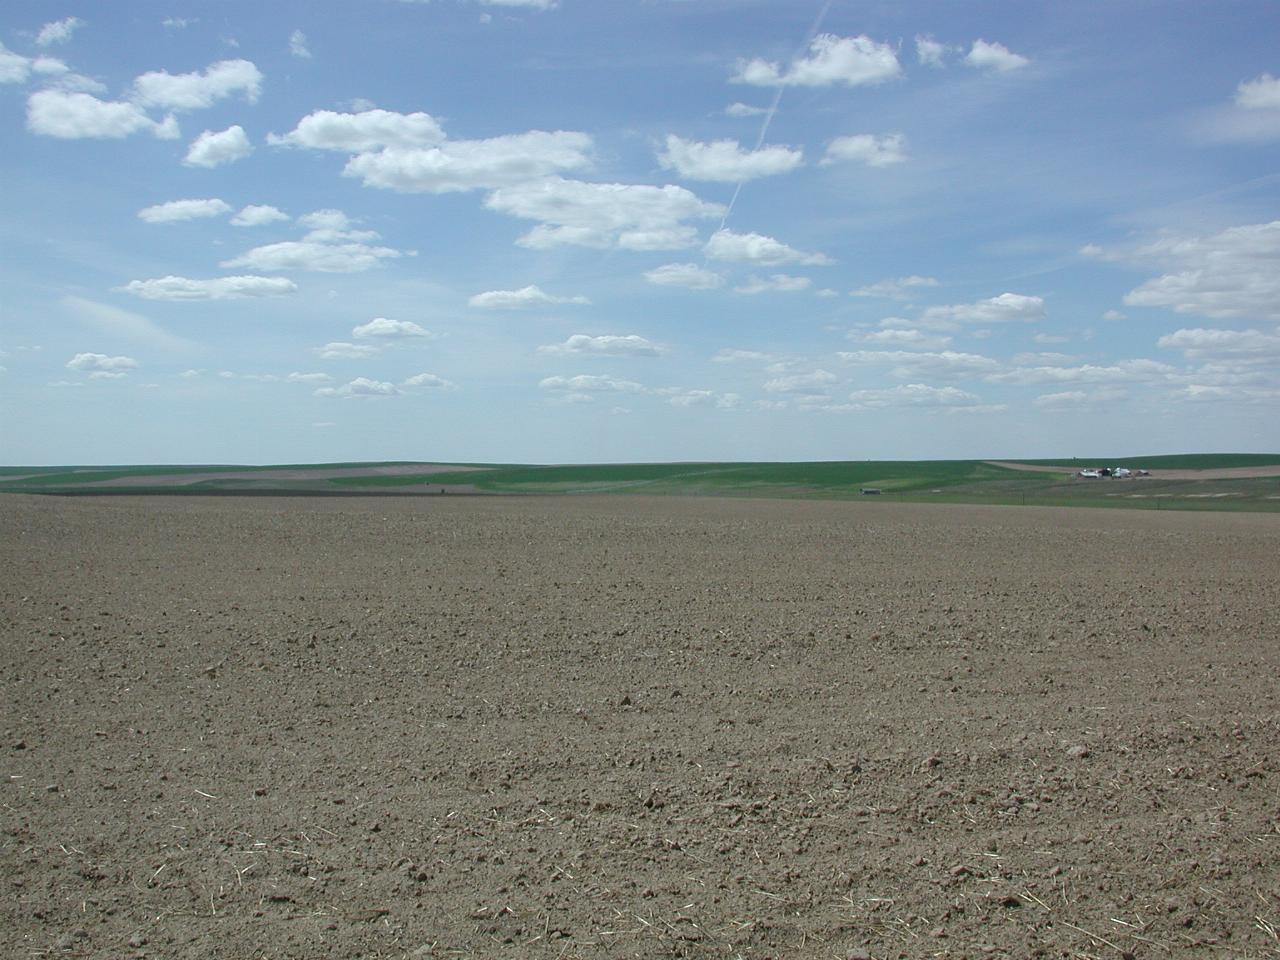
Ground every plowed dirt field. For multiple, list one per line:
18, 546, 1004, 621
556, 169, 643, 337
3, 494, 1278, 959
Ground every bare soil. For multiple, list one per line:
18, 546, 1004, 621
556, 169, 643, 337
2, 494, 1278, 959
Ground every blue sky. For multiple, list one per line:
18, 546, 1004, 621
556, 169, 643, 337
1, 0, 1278, 464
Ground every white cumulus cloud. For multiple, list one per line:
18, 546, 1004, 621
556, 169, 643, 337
1236, 73, 1280, 110
657, 388, 717, 408
487, 177, 723, 250
317, 342, 380, 360
1033, 390, 1092, 409
289, 30, 311, 59
847, 383, 993, 410
658, 135, 803, 182
137, 198, 232, 223
218, 371, 281, 382
224, 241, 400, 273
296, 209, 353, 232
764, 370, 838, 394
716, 393, 743, 410
964, 39, 1029, 73
987, 359, 1175, 385
704, 229, 832, 266
1172, 382, 1280, 404
37, 17, 85, 47
537, 335, 665, 357
352, 317, 432, 339
30, 56, 68, 77
1156, 327, 1280, 361
403, 372, 456, 389
852, 275, 938, 299
118, 275, 298, 300
270, 108, 446, 152
855, 329, 952, 351
1015, 350, 1075, 365
231, 204, 289, 226
1123, 221, 1280, 321
221, 225, 406, 272
735, 274, 811, 294
44, 68, 109, 95
733, 34, 901, 88
538, 374, 644, 393
468, 285, 590, 309
1, 46, 86, 88
920, 292, 1045, 326
131, 59, 262, 111
915, 35, 948, 67
1, 43, 32, 84
314, 377, 397, 398
838, 349, 999, 380
644, 262, 725, 289
66, 352, 137, 374
27, 90, 178, 139
343, 131, 593, 193
184, 125, 252, 167
822, 133, 906, 167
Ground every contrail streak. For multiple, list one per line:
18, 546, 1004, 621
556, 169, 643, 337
718, 0, 834, 231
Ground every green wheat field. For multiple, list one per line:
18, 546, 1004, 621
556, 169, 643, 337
2, 454, 1278, 512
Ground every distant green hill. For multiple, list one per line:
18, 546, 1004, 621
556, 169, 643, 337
325, 459, 1014, 494
1, 456, 1276, 512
